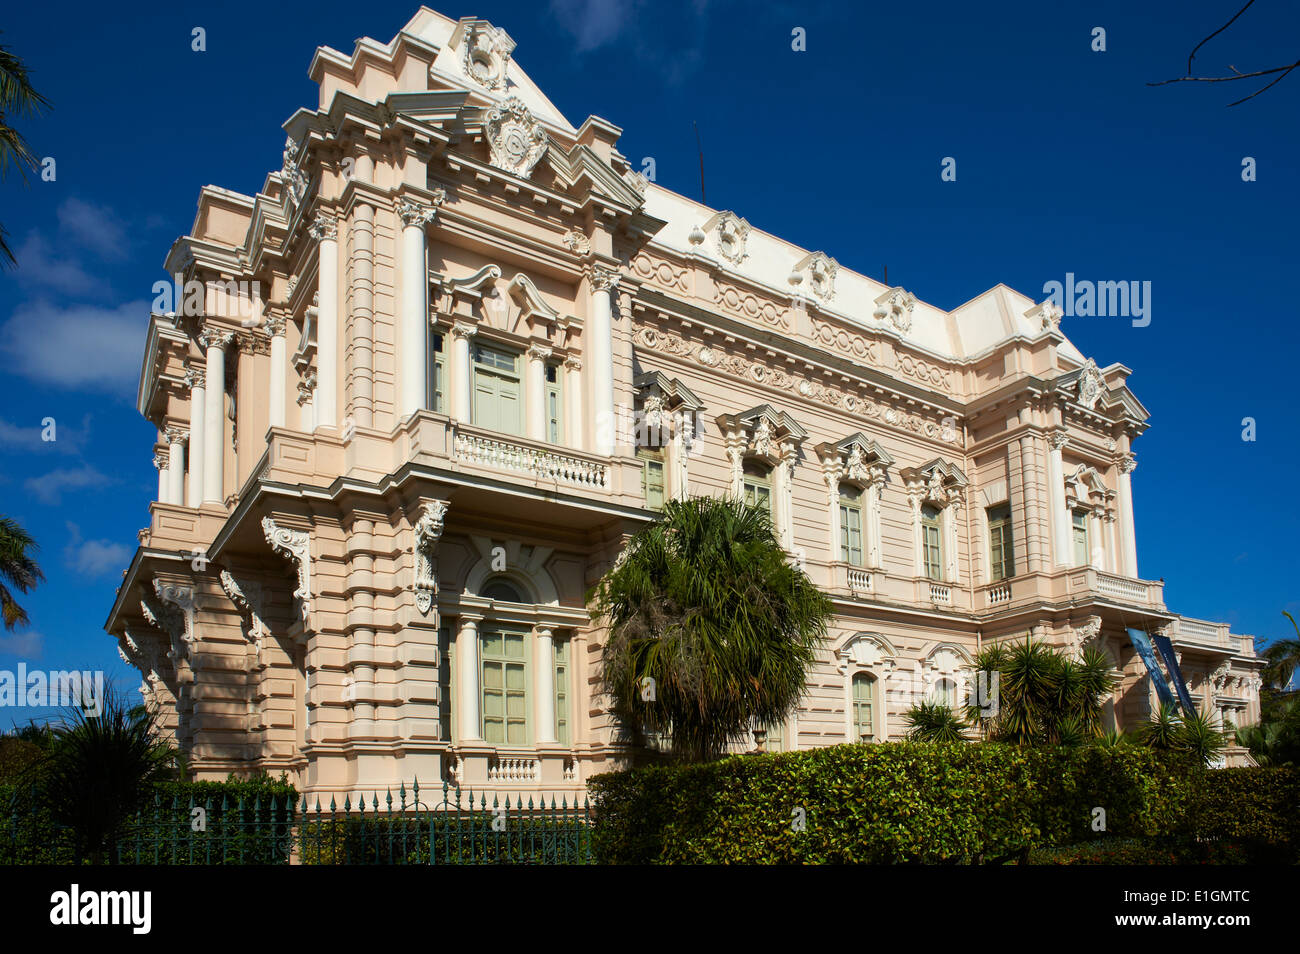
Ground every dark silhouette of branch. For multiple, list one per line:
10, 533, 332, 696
1187, 0, 1256, 74
1149, 1, 1298, 106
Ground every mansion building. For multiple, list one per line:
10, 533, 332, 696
105, 7, 1262, 799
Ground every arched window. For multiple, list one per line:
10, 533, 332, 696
839, 484, 864, 566
933, 677, 958, 708
851, 672, 875, 742
481, 578, 525, 602
743, 461, 772, 516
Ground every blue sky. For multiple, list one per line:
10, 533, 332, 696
2, 0, 1297, 726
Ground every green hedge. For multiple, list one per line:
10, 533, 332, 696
0, 776, 299, 865
588, 743, 1205, 864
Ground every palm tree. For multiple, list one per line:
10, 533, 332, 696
589, 495, 833, 763
966, 636, 1116, 745
0, 516, 45, 630
1261, 611, 1300, 691
0, 36, 51, 266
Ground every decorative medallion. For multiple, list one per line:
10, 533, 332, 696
791, 251, 838, 302
457, 19, 515, 92
873, 287, 915, 334
1075, 358, 1105, 410
486, 96, 548, 179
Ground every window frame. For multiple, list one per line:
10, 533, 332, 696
987, 503, 1014, 581
839, 484, 864, 566
851, 671, 876, 742
921, 504, 944, 581
479, 626, 530, 746
743, 461, 773, 517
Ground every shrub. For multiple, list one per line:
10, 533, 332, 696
589, 743, 1192, 864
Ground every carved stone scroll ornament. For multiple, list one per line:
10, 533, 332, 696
413, 501, 450, 615
486, 96, 548, 179
262, 517, 311, 623
220, 570, 268, 649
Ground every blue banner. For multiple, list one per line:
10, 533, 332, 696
1152, 632, 1198, 715
1127, 627, 1177, 710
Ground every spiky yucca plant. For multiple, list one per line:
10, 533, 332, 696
903, 701, 967, 742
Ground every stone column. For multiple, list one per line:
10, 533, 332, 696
588, 266, 618, 456
1089, 508, 1105, 569
154, 450, 168, 503
1105, 511, 1120, 574
349, 202, 375, 428
1117, 454, 1139, 577
866, 476, 884, 567
526, 344, 551, 441
1018, 435, 1043, 572
944, 498, 962, 583
563, 356, 583, 451
455, 614, 482, 741
1047, 429, 1070, 566
533, 626, 556, 744
267, 317, 287, 429
310, 212, 339, 430
397, 199, 436, 420
824, 475, 842, 563
449, 321, 476, 423
185, 370, 206, 508
346, 516, 378, 736
199, 328, 232, 505
166, 426, 187, 506
908, 491, 925, 576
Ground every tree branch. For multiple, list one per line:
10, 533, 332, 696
1187, 0, 1257, 74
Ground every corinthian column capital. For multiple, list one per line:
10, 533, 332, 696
308, 211, 338, 242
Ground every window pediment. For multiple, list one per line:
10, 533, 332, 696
717, 405, 806, 463
902, 458, 967, 507
818, 433, 892, 486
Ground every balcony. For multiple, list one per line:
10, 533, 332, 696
974, 566, 1166, 613
1169, 616, 1255, 657
452, 427, 608, 490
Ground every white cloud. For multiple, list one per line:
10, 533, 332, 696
24, 465, 110, 505
12, 232, 100, 295
0, 631, 44, 660
63, 522, 130, 577
57, 197, 128, 260
0, 298, 148, 394
549, 0, 644, 52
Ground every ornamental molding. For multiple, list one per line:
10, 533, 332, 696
895, 352, 951, 390
817, 433, 893, 488
485, 96, 548, 179
220, 570, 268, 649
454, 18, 515, 92
237, 333, 271, 356
901, 458, 969, 509
790, 251, 838, 302
629, 252, 688, 293
262, 517, 311, 624
835, 632, 898, 675
413, 500, 450, 616
397, 192, 445, 228
1116, 452, 1137, 475
562, 229, 591, 258
308, 212, 337, 242
1068, 615, 1105, 661
153, 451, 169, 471
588, 265, 621, 294
149, 578, 196, 660
633, 370, 704, 449
264, 316, 287, 338
296, 370, 317, 404
636, 324, 961, 445
1065, 463, 1113, 509
1075, 358, 1106, 410
716, 405, 806, 472
164, 426, 188, 445
807, 314, 880, 364
701, 211, 750, 264
184, 369, 206, 390
873, 287, 916, 335
713, 281, 791, 331
198, 328, 234, 352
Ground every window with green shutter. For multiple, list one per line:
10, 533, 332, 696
987, 503, 1014, 581
545, 363, 563, 444
743, 462, 772, 517
851, 672, 875, 742
481, 630, 527, 745
638, 448, 665, 510
839, 484, 864, 565
554, 638, 569, 746
1072, 510, 1090, 566
472, 342, 522, 435
429, 331, 446, 412
922, 504, 943, 581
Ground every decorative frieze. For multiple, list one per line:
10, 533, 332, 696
713, 281, 791, 330
629, 251, 687, 293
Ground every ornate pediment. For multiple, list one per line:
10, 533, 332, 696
835, 632, 898, 673
506, 272, 560, 331
485, 96, 547, 179
1066, 463, 1111, 507
717, 405, 806, 462
873, 286, 916, 334
451, 17, 515, 93
817, 433, 892, 486
633, 371, 704, 449
701, 211, 751, 264
790, 251, 838, 302
902, 458, 968, 507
